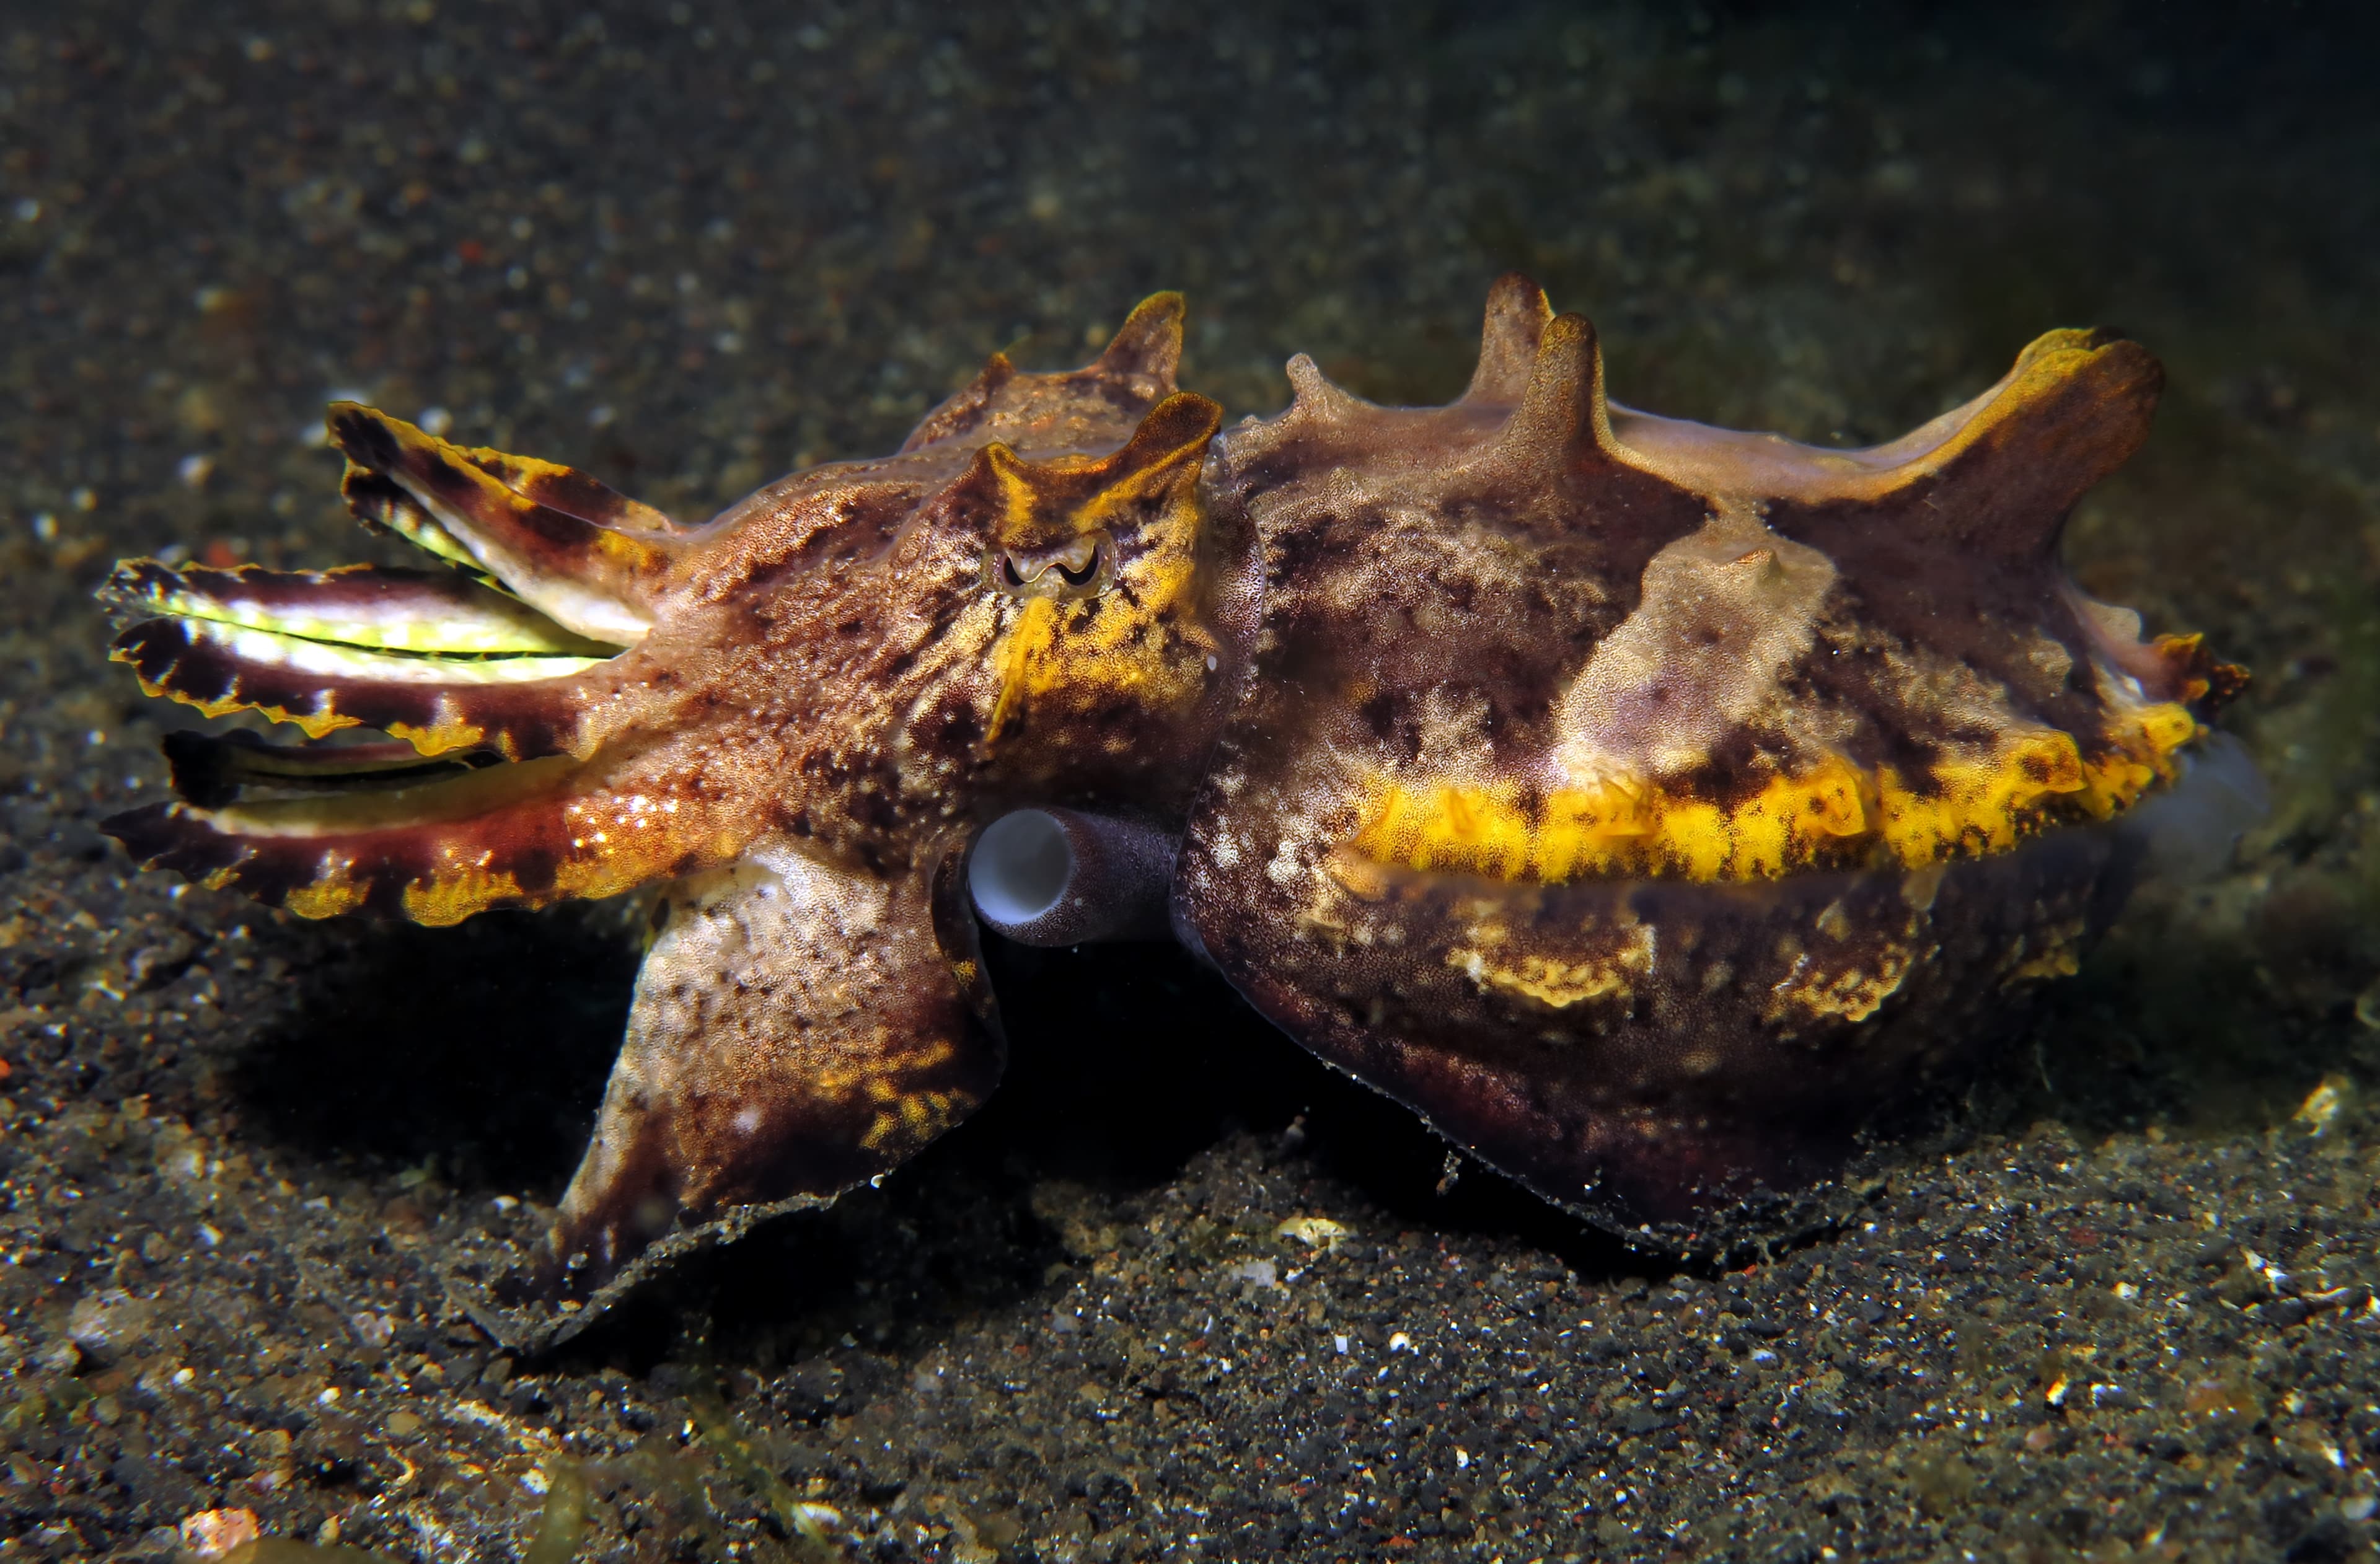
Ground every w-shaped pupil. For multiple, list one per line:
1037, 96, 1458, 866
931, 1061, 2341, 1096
998, 542, 1104, 592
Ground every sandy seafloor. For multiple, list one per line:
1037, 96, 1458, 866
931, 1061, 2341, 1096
4, 2, 2380, 1560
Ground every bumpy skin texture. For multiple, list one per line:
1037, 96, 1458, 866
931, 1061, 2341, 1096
100, 275, 2236, 1301
1177, 276, 2233, 1239
102, 299, 1259, 1294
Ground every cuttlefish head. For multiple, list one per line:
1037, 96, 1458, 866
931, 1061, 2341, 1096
965, 390, 1239, 764
93, 294, 1276, 1327
95, 292, 1266, 937
857, 295, 1256, 801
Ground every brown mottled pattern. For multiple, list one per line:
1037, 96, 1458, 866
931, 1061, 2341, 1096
104, 275, 2237, 1286
105, 305, 1253, 1285
547, 840, 1000, 1290
1176, 275, 2234, 1247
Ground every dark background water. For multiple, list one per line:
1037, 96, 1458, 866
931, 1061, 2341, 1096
6, 4, 2380, 1560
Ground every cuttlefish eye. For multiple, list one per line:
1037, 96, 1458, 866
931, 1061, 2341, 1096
987, 530, 1112, 600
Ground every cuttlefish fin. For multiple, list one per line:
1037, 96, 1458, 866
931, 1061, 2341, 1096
329, 403, 677, 645
544, 837, 1004, 1290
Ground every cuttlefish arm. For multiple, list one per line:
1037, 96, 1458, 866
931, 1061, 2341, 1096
102, 299, 1232, 1334
328, 402, 682, 646
545, 836, 1002, 1296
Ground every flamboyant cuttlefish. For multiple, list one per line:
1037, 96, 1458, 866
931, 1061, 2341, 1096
100, 276, 2244, 1311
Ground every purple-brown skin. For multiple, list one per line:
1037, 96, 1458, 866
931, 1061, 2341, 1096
99, 276, 2240, 1314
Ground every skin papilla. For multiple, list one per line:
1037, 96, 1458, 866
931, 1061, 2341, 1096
97, 275, 2242, 1317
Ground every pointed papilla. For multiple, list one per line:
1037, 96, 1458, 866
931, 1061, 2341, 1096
1461, 272, 1555, 406
1092, 289, 1187, 389
899, 292, 1189, 455
1903, 329, 2162, 560
899, 353, 1020, 452
1652, 328, 2164, 563
1280, 353, 1370, 426
1488, 310, 1631, 480
964, 390, 1223, 539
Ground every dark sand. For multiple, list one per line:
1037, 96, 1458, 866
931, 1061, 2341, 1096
5, 4, 2380, 1560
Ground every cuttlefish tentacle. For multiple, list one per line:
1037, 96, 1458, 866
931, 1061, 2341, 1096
547, 838, 1001, 1287
97, 518, 633, 762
